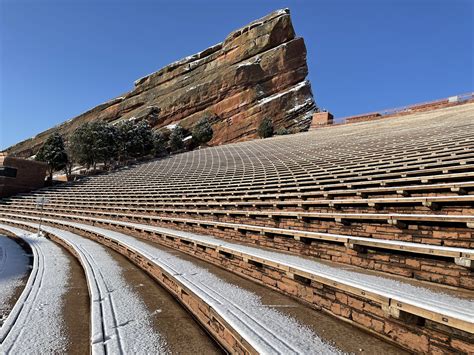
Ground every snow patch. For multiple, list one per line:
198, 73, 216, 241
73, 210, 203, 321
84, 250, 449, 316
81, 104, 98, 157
258, 81, 309, 106
287, 98, 314, 114
236, 56, 261, 68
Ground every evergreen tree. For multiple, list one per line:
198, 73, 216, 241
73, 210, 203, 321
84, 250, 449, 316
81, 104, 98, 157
257, 117, 274, 138
275, 127, 289, 135
91, 121, 118, 168
35, 133, 68, 180
70, 122, 95, 169
192, 117, 213, 145
117, 120, 154, 160
70, 121, 118, 170
169, 125, 185, 152
64, 139, 74, 178
152, 131, 168, 157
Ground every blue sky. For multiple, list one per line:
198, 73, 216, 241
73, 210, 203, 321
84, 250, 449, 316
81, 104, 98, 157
1, 0, 472, 150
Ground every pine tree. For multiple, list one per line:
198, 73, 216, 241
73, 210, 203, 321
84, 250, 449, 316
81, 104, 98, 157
117, 120, 154, 160
192, 117, 213, 145
35, 133, 68, 180
70, 122, 95, 169
169, 126, 185, 152
152, 131, 168, 157
275, 127, 289, 135
257, 117, 274, 138
70, 121, 118, 170
91, 121, 118, 168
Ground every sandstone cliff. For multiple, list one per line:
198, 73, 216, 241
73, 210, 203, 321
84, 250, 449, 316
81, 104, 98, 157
6, 8, 316, 157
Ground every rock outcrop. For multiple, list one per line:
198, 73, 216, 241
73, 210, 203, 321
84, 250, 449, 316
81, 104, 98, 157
6, 8, 316, 157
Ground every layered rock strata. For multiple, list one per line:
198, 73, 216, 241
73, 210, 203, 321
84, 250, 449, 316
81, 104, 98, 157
6, 8, 316, 157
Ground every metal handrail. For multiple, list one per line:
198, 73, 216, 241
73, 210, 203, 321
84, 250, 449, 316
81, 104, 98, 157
343, 92, 474, 121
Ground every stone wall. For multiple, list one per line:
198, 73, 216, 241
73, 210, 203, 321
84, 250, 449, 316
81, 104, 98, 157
0, 154, 47, 197
6, 9, 316, 158
309, 111, 333, 129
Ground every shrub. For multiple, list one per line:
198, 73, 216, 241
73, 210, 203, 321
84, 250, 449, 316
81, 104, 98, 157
192, 117, 213, 145
275, 127, 289, 135
152, 131, 168, 156
169, 125, 185, 152
257, 117, 274, 138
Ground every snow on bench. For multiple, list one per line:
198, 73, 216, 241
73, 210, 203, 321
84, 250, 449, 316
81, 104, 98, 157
0, 225, 69, 353
9, 214, 473, 332
0, 218, 341, 354
96, 219, 474, 327
4, 210, 471, 263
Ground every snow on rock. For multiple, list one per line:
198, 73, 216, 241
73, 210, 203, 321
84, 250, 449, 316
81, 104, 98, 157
286, 97, 314, 114
236, 56, 261, 68
9, 9, 315, 156
0, 225, 69, 353
0, 236, 29, 325
257, 81, 309, 106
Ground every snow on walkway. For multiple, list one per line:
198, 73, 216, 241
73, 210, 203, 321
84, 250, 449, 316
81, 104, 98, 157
0, 223, 167, 355
41, 225, 168, 354
0, 218, 342, 354
0, 235, 29, 325
0, 225, 69, 353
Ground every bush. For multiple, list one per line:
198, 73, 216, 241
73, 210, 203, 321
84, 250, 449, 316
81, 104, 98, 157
192, 117, 213, 145
35, 133, 68, 180
152, 131, 168, 156
257, 117, 274, 138
275, 127, 289, 135
169, 125, 185, 152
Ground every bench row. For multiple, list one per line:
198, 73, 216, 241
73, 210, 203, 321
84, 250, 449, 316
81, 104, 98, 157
1, 213, 473, 354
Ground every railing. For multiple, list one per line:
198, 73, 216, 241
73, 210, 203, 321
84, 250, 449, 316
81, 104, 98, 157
342, 92, 474, 122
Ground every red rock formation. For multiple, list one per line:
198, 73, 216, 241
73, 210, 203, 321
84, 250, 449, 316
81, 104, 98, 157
6, 8, 316, 157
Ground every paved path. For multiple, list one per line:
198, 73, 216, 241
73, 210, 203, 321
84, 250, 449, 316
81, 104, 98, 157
0, 235, 29, 326
0, 225, 69, 353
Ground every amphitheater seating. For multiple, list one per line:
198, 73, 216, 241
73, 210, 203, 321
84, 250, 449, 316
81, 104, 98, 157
1, 103, 473, 353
